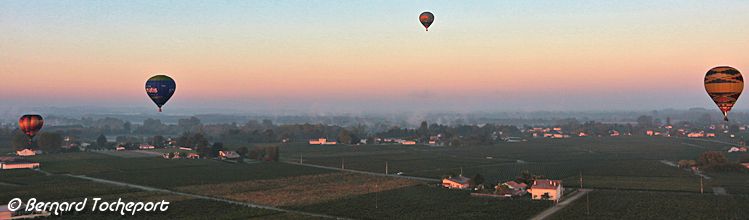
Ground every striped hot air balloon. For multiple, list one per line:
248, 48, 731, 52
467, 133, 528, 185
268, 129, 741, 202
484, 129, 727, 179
419, 12, 434, 31
18, 114, 44, 145
145, 75, 176, 112
704, 66, 744, 121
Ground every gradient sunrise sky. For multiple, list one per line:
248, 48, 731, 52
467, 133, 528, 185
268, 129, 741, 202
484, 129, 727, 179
2, 0, 749, 113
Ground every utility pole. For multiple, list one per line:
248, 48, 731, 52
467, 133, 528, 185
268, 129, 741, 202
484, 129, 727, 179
460, 167, 463, 176
341, 158, 345, 170
579, 171, 583, 189
385, 161, 388, 175
700, 176, 704, 194
299, 153, 303, 164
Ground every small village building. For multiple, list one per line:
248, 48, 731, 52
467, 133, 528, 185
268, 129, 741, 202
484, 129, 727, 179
728, 147, 748, 153
646, 130, 655, 136
1, 161, 40, 170
442, 176, 471, 189
15, 149, 36, 157
309, 138, 337, 145
610, 130, 620, 137
139, 144, 155, 150
706, 133, 716, 138
115, 146, 126, 151
527, 179, 563, 201
688, 132, 705, 138
496, 181, 528, 197
179, 147, 193, 151
578, 132, 588, 137
186, 153, 200, 159
219, 150, 240, 159
401, 140, 417, 145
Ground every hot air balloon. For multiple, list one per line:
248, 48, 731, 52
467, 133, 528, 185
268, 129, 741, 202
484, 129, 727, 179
18, 114, 43, 146
419, 12, 434, 31
704, 66, 744, 121
145, 75, 176, 112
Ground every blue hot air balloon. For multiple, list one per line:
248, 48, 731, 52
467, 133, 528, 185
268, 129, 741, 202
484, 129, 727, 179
145, 75, 176, 112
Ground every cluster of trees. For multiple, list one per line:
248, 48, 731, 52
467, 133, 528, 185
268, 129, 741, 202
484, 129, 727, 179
692, 151, 746, 172
8, 131, 64, 152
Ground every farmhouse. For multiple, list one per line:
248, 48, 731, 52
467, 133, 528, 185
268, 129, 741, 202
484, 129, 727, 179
527, 179, 563, 201
442, 176, 471, 189
496, 181, 528, 197
139, 144, 155, 150
1, 161, 40, 170
687, 132, 705, 138
742, 163, 749, 170
16, 149, 36, 157
728, 147, 748, 153
401, 140, 417, 145
502, 181, 528, 191
610, 130, 620, 137
186, 153, 200, 159
219, 150, 240, 159
115, 146, 126, 151
309, 138, 337, 145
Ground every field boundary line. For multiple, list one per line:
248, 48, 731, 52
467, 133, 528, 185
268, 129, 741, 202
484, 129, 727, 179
283, 161, 441, 182
62, 173, 351, 220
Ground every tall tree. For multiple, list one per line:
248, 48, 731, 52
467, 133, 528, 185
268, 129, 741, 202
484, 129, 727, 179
96, 134, 108, 149
337, 129, 352, 144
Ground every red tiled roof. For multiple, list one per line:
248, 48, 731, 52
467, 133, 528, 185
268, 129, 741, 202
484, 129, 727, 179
531, 179, 561, 190
504, 181, 528, 189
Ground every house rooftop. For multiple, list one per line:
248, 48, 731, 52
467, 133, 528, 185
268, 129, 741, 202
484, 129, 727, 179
531, 179, 562, 190
446, 176, 471, 184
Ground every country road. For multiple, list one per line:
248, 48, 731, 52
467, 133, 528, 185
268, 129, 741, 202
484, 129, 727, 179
529, 189, 592, 220
61, 173, 350, 220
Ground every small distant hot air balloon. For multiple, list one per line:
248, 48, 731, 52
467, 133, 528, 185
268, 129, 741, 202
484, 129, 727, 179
145, 75, 176, 112
419, 12, 434, 31
704, 66, 744, 121
18, 114, 43, 146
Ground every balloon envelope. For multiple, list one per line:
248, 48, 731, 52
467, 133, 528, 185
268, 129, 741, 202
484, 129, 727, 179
419, 12, 434, 31
18, 114, 43, 140
704, 66, 743, 121
145, 75, 176, 112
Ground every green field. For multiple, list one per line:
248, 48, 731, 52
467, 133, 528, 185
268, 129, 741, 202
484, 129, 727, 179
2, 136, 747, 219
291, 184, 551, 220
281, 137, 746, 192
550, 190, 749, 220
0, 169, 294, 219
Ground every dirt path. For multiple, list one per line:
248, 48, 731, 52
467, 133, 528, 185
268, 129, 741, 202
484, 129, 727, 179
62, 173, 351, 220
283, 161, 441, 182
529, 189, 592, 220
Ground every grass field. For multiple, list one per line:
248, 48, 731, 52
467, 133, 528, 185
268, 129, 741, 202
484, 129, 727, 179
280, 137, 748, 193
550, 190, 749, 220
292, 184, 551, 220
176, 172, 420, 207
0, 169, 292, 219
3, 136, 746, 219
